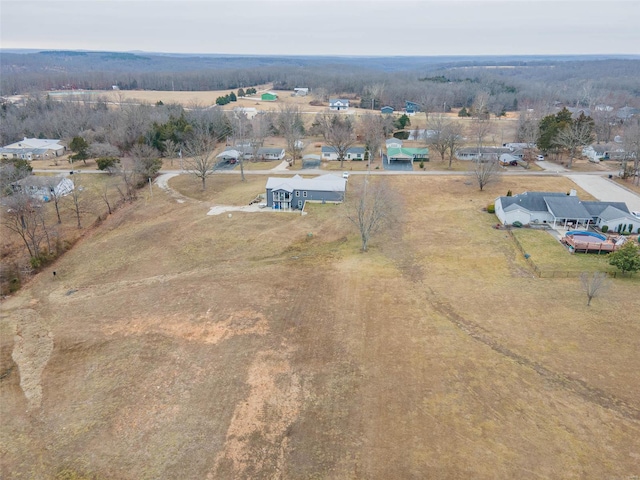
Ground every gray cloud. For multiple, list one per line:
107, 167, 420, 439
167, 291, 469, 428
1, 1, 638, 55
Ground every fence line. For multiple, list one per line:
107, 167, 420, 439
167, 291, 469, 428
506, 230, 626, 279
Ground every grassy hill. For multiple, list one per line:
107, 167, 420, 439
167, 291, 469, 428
1, 174, 639, 479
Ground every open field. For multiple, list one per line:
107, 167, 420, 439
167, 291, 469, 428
2, 173, 640, 479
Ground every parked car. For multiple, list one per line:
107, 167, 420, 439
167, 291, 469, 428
536, 155, 545, 161
342, 172, 350, 179
632, 211, 640, 219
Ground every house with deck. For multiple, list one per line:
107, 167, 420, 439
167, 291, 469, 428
266, 174, 346, 210
495, 191, 634, 230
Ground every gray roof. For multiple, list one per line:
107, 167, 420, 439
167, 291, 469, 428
458, 147, 512, 155
12, 175, 68, 188
499, 192, 567, 213
582, 201, 630, 216
544, 196, 592, 219
266, 174, 346, 193
598, 205, 637, 222
257, 147, 285, 155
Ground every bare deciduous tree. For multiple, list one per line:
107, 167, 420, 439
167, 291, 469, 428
358, 113, 386, 167
278, 105, 305, 165
230, 110, 250, 181
162, 139, 179, 167
444, 121, 463, 169
580, 272, 609, 306
472, 158, 501, 191
347, 177, 398, 252
66, 181, 89, 229
183, 134, 218, 190
315, 112, 355, 169
1, 194, 50, 259
554, 121, 593, 169
623, 120, 640, 185
426, 114, 451, 164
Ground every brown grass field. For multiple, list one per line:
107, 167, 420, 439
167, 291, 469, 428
2, 173, 640, 479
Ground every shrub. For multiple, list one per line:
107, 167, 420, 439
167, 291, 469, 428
487, 203, 495, 213
96, 157, 119, 171
419, 160, 424, 169
601, 225, 609, 233
506, 190, 512, 196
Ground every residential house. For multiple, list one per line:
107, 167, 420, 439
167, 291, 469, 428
1, 137, 66, 161
381, 106, 394, 114
616, 106, 639, 121
386, 147, 429, 165
233, 107, 258, 119
495, 191, 634, 230
256, 147, 286, 161
582, 144, 626, 162
261, 92, 278, 101
386, 138, 402, 149
329, 99, 349, 111
582, 201, 638, 232
321, 146, 365, 161
405, 101, 420, 115
11, 175, 74, 201
216, 147, 252, 162
456, 147, 512, 161
265, 174, 346, 210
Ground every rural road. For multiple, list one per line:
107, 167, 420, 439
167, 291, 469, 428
35, 166, 640, 211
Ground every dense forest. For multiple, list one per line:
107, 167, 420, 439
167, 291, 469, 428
2, 51, 640, 117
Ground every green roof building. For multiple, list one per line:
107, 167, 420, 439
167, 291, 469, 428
261, 92, 278, 101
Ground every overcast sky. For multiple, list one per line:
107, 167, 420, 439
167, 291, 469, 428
2, 0, 639, 56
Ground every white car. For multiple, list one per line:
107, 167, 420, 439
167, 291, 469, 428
536, 154, 545, 161
342, 172, 350, 179
632, 211, 640, 219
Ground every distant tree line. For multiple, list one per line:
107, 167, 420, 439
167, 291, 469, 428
2, 53, 640, 118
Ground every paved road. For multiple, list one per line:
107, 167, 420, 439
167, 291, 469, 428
567, 175, 640, 212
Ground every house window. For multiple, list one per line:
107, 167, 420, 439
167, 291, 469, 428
303, 191, 307, 197
296, 191, 300, 197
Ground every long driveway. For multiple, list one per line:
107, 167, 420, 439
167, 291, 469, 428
567, 175, 640, 212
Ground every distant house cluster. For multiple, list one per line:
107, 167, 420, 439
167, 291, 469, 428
1, 137, 66, 161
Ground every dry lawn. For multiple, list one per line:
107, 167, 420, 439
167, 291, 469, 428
2, 173, 640, 479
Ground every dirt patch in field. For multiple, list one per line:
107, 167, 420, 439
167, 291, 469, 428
10, 309, 54, 411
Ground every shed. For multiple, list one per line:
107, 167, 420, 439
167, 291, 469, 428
381, 106, 394, 114
261, 92, 278, 101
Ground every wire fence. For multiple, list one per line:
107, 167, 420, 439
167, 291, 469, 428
506, 229, 630, 279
